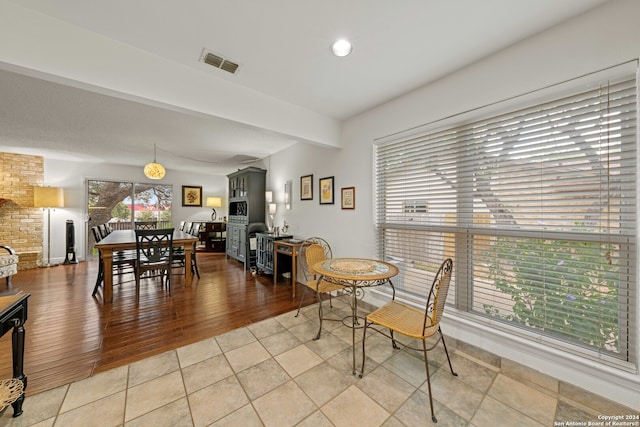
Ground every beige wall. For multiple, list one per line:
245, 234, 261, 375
0, 152, 43, 269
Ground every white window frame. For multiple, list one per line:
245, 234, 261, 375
374, 62, 638, 370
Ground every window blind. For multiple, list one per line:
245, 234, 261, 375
375, 63, 637, 362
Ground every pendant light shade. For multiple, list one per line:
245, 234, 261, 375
144, 144, 166, 179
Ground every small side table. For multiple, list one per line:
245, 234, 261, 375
0, 291, 29, 417
274, 240, 304, 298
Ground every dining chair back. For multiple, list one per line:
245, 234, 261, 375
134, 228, 174, 297
359, 258, 457, 423
295, 238, 345, 338
189, 222, 202, 235
172, 224, 200, 279
91, 226, 103, 243
98, 224, 110, 239
183, 222, 193, 234
135, 221, 157, 230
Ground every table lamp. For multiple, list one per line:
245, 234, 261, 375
206, 197, 222, 221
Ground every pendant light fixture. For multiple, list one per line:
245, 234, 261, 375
143, 144, 166, 180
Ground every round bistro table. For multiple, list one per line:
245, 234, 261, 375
313, 258, 399, 374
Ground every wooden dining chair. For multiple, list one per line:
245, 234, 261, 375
172, 224, 200, 279
134, 221, 157, 230
359, 258, 457, 423
295, 237, 346, 337
98, 224, 110, 239
134, 228, 174, 297
90, 226, 135, 297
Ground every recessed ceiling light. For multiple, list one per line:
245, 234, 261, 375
331, 39, 352, 57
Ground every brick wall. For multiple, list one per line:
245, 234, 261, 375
0, 152, 44, 269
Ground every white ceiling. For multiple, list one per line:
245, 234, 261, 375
0, 0, 609, 175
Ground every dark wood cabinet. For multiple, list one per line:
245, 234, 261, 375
198, 222, 226, 252
226, 167, 266, 267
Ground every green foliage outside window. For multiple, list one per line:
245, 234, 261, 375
485, 237, 620, 353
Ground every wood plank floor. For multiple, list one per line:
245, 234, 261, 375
0, 252, 312, 397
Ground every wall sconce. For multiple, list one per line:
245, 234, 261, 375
268, 203, 276, 231
284, 180, 292, 210
265, 191, 273, 204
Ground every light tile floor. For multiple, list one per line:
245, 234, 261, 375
1, 300, 636, 426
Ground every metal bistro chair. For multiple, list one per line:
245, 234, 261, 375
134, 228, 174, 297
295, 238, 346, 338
359, 258, 457, 423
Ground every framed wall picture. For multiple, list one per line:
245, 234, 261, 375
301, 174, 313, 200
341, 187, 355, 209
182, 185, 203, 207
319, 176, 334, 205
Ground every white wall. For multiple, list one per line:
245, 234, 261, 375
44, 158, 227, 263
267, 0, 640, 410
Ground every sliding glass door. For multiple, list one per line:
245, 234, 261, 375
86, 180, 172, 256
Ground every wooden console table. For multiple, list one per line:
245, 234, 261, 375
0, 291, 29, 417
274, 239, 304, 298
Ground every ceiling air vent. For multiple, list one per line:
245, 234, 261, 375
201, 50, 240, 75
203, 52, 224, 68
220, 60, 239, 74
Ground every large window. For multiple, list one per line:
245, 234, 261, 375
375, 62, 637, 364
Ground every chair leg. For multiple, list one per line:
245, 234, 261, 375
92, 260, 104, 296
422, 340, 437, 423
389, 330, 400, 349
192, 256, 200, 279
135, 266, 141, 299
295, 286, 310, 317
359, 321, 370, 378
314, 290, 324, 340
439, 327, 458, 377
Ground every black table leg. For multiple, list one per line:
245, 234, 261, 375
11, 320, 26, 417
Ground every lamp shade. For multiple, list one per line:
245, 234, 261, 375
206, 197, 223, 208
143, 162, 166, 179
269, 203, 277, 215
143, 144, 166, 179
34, 187, 64, 208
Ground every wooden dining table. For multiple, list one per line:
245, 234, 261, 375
313, 258, 399, 374
94, 229, 198, 303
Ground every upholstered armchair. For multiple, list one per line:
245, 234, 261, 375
0, 245, 19, 287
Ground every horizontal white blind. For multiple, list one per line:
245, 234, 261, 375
375, 63, 637, 361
